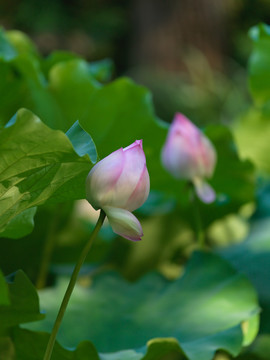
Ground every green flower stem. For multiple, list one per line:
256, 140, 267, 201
43, 209, 106, 360
36, 204, 63, 290
190, 184, 205, 249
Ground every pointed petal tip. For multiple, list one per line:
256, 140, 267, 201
193, 178, 216, 204
103, 206, 144, 242
201, 191, 216, 204
124, 139, 143, 152
174, 112, 188, 124
133, 139, 143, 149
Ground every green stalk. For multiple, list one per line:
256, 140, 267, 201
43, 209, 106, 360
36, 204, 63, 290
190, 184, 205, 249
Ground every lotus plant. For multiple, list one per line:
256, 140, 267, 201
162, 113, 217, 203
86, 139, 150, 240
43, 140, 149, 360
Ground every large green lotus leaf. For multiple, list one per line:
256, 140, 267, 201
0, 32, 86, 131
13, 328, 100, 360
0, 29, 62, 128
6, 30, 39, 58
232, 107, 270, 174
0, 55, 28, 126
0, 28, 17, 61
0, 54, 65, 130
0, 207, 37, 239
15, 328, 241, 360
13, 329, 188, 360
0, 270, 44, 329
42, 52, 113, 83
6, 327, 256, 360
79, 76, 163, 157
42, 49, 79, 73
220, 217, 270, 334
0, 109, 92, 232
0, 30, 104, 132
235, 22, 270, 175
248, 23, 270, 105
25, 252, 259, 360
48, 59, 99, 130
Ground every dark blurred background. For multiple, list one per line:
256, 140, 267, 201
1, 0, 270, 123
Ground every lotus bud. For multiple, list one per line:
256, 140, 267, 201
161, 113, 217, 203
86, 140, 150, 241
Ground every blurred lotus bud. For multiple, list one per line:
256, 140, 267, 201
86, 140, 150, 240
161, 113, 217, 203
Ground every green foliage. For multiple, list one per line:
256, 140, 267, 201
249, 23, 270, 105
0, 24, 268, 360
232, 24, 270, 175
0, 270, 44, 330
0, 108, 93, 234
25, 252, 259, 360
77, 76, 255, 226
66, 120, 98, 163
0, 207, 37, 239
0, 29, 17, 61
0, 29, 256, 226
13, 328, 100, 360
233, 108, 270, 174
238, 334, 270, 360
11, 330, 187, 360
48, 59, 100, 130
199, 125, 255, 227
220, 218, 270, 334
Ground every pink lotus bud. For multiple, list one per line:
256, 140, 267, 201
86, 140, 150, 241
161, 113, 217, 203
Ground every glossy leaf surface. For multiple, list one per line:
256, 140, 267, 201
26, 252, 259, 360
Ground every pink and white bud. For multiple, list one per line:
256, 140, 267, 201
86, 140, 150, 241
161, 113, 217, 203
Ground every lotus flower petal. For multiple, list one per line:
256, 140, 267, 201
86, 148, 124, 210
86, 140, 149, 240
193, 177, 216, 204
103, 206, 143, 241
162, 113, 217, 204
162, 113, 216, 180
111, 140, 149, 210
